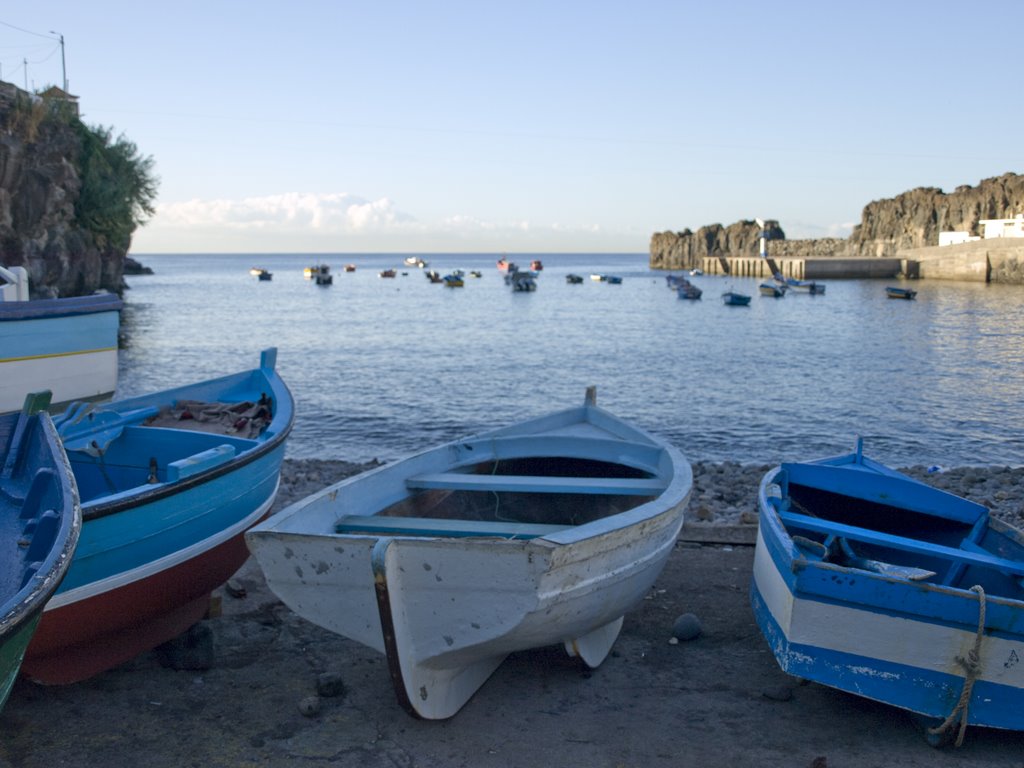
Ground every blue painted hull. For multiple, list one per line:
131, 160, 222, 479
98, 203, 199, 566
0, 396, 81, 709
0, 294, 122, 414
752, 444, 1024, 736
21, 349, 293, 684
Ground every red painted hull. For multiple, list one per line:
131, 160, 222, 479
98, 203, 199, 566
21, 531, 251, 685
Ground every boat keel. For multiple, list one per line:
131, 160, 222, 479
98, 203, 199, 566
563, 616, 624, 668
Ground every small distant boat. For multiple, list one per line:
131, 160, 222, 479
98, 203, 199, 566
404, 257, 429, 269
252, 268, 272, 281
677, 282, 702, 300
0, 393, 81, 711
379, 269, 397, 279
344, 264, 357, 272
530, 259, 544, 272
249, 267, 263, 276
314, 264, 333, 286
753, 439, 1024, 745
508, 270, 537, 292
722, 291, 751, 306
1, 265, 122, 415
566, 274, 584, 284
886, 286, 917, 300
303, 266, 316, 279
469, 271, 482, 278
759, 282, 785, 298
247, 388, 692, 719
605, 276, 623, 285
689, 268, 704, 276
425, 270, 443, 284
21, 349, 294, 685
780, 277, 825, 295
443, 274, 464, 288
497, 257, 514, 273
590, 274, 606, 282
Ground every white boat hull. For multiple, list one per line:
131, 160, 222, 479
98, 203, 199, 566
248, 399, 691, 718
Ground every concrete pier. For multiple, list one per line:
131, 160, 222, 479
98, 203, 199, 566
700, 256, 902, 279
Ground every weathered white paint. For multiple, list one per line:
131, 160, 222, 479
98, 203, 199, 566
753, 527, 1024, 688
247, 398, 692, 719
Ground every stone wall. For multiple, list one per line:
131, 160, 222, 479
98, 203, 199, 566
651, 173, 1024, 282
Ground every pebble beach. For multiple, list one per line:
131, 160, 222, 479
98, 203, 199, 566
276, 458, 1024, 530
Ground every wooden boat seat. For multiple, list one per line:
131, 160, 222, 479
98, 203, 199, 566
334, 514, 570, 540
406, 472, 665, 496
166, 444, 236, 482
777, 510, 1024, 579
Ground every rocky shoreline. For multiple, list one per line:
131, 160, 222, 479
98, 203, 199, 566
278, 458, 1024, 529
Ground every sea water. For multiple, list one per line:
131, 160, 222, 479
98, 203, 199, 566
118, 253, 1024, 468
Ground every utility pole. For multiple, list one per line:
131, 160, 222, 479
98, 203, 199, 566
23, 58, 27, 91
50, 31, 67, 91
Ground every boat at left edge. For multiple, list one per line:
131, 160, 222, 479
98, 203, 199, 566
0, 392, 81, 710
20, 347, 294, 685
0, 265, 122, 415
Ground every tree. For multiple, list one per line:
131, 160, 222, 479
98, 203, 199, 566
75, 122, 159, 250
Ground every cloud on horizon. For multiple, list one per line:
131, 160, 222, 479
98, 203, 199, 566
132, 192, 633, 252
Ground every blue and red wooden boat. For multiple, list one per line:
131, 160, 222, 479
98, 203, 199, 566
20, 348, 293, 685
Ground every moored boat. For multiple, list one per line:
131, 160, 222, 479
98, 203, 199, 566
752, 439, 1024, 745
721, 291, 751, 306
886, 286, 917, 300
0, 393, 81, 710
605, 275, 623, 284
443, 274, 464, 288
247, 388, 692, 719
530, 259, 544, 271
314, 264, 332, 285
21, 349, 294, 685
1, 265, 122, 415
677, 282, 702, 300
379, 269, 397, 278
759, 282, 785, 298
565, 274, 584, 284
344, 264, 356, 272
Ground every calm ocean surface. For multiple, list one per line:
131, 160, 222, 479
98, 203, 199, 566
118, 253, 1024, 468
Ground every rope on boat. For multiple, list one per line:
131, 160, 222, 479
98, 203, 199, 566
928, 584, 986, 748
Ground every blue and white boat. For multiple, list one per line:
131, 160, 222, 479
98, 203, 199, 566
759, 282, 786, 298
247, 388, 692, 719
752, 439, 1024, 746
886, 286, 917, 300
0, 266, 122, 415
20, 348, 294, 685
0, 393, 81, 710
721, 291, 751, 306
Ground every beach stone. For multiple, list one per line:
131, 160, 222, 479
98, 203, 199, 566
672, 613, 702, 641
316, 672, 347, 698
298, 696, 321, 717
154, 622, 214, 671
762, 685, 794, 702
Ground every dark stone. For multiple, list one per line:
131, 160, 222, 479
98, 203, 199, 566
316, 672, 347, 699
154, 622, 215, 671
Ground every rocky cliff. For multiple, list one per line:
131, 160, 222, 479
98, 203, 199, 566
0, 82, 129, 298
651, 173, 1024, 269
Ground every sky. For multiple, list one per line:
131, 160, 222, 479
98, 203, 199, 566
2, 1, 1022, 254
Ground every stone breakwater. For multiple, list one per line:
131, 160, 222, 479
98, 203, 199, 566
277, 459, 1024, 529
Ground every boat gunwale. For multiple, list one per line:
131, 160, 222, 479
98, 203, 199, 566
250, 402, 691, 547
74, 365, 294, 523
755, 459, 1024, 628
0, 411, 82, 638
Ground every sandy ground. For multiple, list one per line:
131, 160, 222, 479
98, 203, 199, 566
1, 461, 1023, 767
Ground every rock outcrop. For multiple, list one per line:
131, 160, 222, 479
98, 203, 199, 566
650, 220, 784, 271
651, 173, 1024, 270
0, 81, 129, 298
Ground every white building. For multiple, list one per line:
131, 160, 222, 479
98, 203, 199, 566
939, 214, 1024, 246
